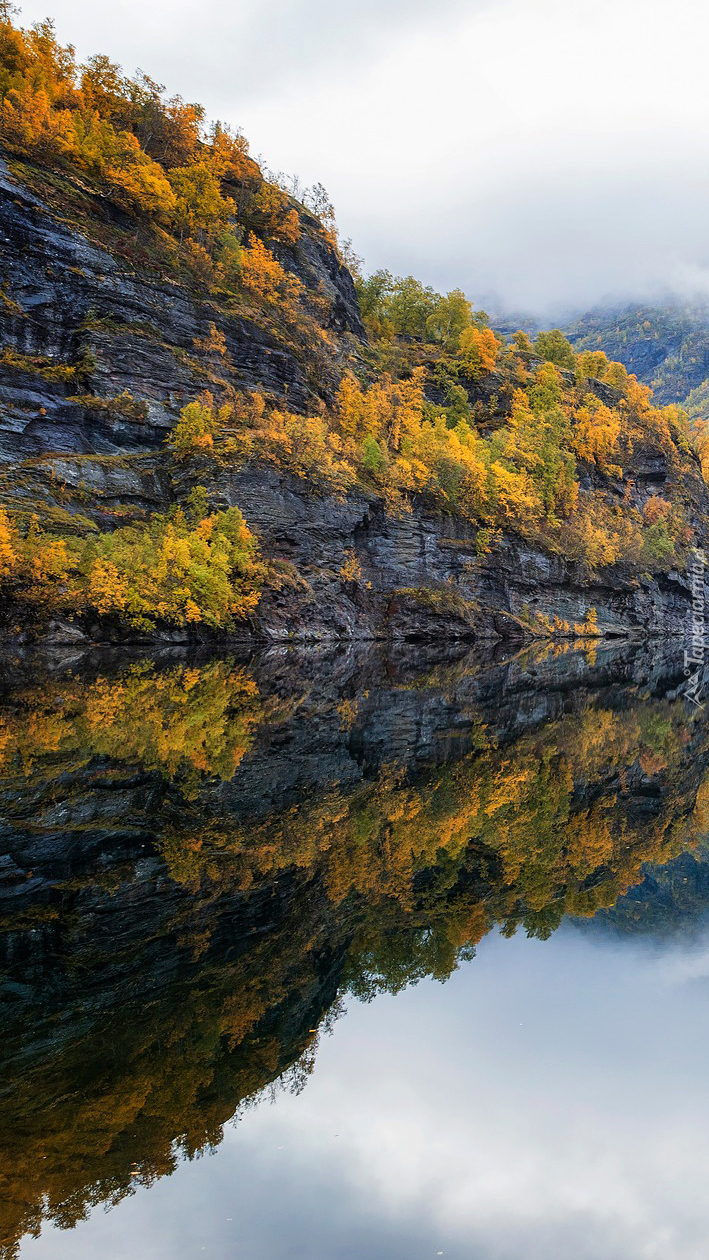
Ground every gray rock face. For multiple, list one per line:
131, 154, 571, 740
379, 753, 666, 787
194, 465, 702, 643
272, 205, 367, 340
2, 439, 705, 646
0, 159, 707, 646
0, 157, 363, 462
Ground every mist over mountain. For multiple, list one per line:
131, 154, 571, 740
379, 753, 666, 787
563, 302, 709, 415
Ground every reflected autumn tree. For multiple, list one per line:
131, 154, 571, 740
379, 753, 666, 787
0, 651, 708, 1257
159, 695, 708, 937
0, 658, 294, 792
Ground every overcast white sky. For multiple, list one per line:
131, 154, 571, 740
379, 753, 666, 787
14, 0, 709, 315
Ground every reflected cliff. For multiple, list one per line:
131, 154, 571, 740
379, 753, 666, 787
0, 641, 708, 1258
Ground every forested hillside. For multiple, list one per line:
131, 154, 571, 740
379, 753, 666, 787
566, 302, 709, 414
0, 11, 707, 643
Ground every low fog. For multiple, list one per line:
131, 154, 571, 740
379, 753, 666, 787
15, 0, 709, 318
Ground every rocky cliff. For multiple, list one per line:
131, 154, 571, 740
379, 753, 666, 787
0, 155, 363, 462
1, 155, 708, 646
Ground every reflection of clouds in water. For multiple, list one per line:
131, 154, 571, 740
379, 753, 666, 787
22, 925, 709, 1260
655, 943, 709, 986
226, 928, 709, 1260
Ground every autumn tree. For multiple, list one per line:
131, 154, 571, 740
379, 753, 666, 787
512, 330, 534, 356
571, 396, 622, 473
0, 504, 263, 631
168, 394, 232, 458
459, 326, 500, 376
534, 328, 576, 370
75, 115, 177, 219
0, 506, 18, 577
0, 79, 78, 162
169, 161, 234, 245
425, 289, 473, 348
240, 234, 302, 305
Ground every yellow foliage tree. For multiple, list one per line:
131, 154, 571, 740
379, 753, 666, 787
0, 80, 78, 161
571, 397, 622, 473
0, 507, 18, 578
0, 503, 263, 631
73, 111, 177, 219
169, 161, 234, 246
240, 234, 302, 305
168, 394, 232, 458
459, 326, 500, 377
334, 369, 426, 451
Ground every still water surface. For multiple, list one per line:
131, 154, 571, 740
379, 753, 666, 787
2, 642, 709, 1260
20, 922, 709, 1260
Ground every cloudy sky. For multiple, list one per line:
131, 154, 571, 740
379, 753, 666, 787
15, 0, 709, 315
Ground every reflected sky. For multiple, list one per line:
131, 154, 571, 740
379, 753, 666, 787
20, 920, 709, 1260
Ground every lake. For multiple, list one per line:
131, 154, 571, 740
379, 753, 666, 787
1, 640, 708, 1260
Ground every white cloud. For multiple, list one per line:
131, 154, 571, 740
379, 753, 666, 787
14, 0, 709, 311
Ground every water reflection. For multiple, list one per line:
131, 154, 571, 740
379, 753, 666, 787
0, 642, 707, 1258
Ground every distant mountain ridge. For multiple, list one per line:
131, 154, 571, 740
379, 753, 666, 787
564, 302, 709, 413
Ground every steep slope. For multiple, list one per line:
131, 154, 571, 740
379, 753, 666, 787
0, 155, 363, 462
1, 13, 708, 645
0, 149, 704, 646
